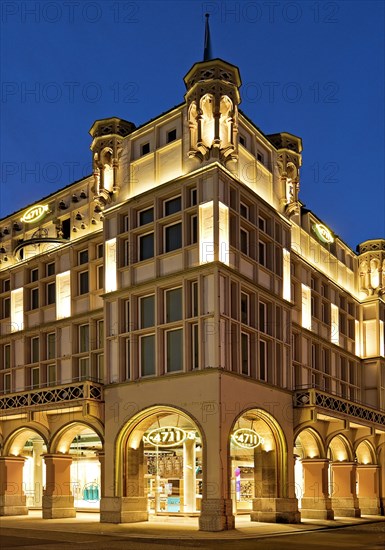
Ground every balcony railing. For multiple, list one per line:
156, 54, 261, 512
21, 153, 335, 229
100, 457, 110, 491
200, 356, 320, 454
0, 380, 103, 412
294, 388, 385, 427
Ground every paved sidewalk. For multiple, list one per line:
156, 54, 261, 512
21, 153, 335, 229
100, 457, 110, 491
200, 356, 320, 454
1, 511, 384, 541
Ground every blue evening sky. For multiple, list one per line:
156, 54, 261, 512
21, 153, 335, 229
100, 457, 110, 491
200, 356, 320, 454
0, 0, 384, 250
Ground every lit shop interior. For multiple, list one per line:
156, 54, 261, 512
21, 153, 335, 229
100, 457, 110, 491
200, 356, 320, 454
22, 428, 102, 511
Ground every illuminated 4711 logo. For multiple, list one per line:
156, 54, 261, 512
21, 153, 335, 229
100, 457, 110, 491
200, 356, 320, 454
144, 427, 196, 447
231, 428, 264, 449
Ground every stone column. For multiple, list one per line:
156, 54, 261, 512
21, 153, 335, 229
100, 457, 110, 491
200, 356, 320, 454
300, 459, 334, 519
33, 439, 44, 508
199, 418, 234, 531
97, 451, 105, 499
0, 456, 28, 516
357, 465, 380, 515
183, 437, 196, 513
251, 447, 300, 523
42, 454, 75, 518
100, 441, 148, 523
330, 462, 360, 517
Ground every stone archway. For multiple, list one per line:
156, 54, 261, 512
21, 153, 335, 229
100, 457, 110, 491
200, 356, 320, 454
355, 440, 380, 514
1, 427, 48, 516
328, 434, 360, 517
102, 405, 204, 525
294, 428, 333, 519
43, 421, 103, 519
229, 408, 300, 523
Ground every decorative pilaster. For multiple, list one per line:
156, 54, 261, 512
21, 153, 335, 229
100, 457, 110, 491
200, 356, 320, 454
357, 465, 381, 515
0, 456, 28, 516
42, 454, 75, 519
300, 459, 334, 519
330, 462, 361, 517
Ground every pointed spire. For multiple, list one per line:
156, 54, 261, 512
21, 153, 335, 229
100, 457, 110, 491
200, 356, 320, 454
203, 13, 213, 61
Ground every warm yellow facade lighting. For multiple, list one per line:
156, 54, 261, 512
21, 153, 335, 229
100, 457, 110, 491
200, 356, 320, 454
199, 201, 214, 264
283, 248, 291, 301
331, 304, 339, 345
301, 284, 311, 330
105, 238, 117, 292
56, 271, 71, 319
11, 288, 24, 332
218, 201, 229, 265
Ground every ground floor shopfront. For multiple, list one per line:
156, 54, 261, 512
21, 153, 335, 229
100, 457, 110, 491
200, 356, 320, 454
0, 370, 384, 531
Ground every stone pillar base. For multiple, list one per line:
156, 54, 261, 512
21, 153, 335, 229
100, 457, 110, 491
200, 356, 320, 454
0, 494, 28, 516
300, 497, 334, 520
199, 499, 234, 531
42, 495, 76, 519
331, 497, 360, 518
251, 498, 301, 523
358, 497, 381, 515
100, 497, 148, 524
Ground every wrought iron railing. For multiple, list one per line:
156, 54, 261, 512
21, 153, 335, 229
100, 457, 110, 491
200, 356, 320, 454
294, 388, 385, 427
0, 380, 103, 412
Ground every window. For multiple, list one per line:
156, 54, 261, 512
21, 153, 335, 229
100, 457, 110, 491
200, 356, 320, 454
3, 297, 10, 318
241, 333, 249, 375
164, 196, 181, 216
124, 300, 130, 333
139, 207, 154, 226
257, 151, 264, 164
124, 339, 130, 380
191, 281, 198, 317
4, 344, 10, 369
79, 324, 90, 353
47, 364, 56, 385
79, 249, 88, 265
191, 215, 198, 244
79, 357, 89, 380
259, 340, 267, 381
97, 243, 104, 258
31, 367, 40, 389
47, 263, 55, 276
167, 128, 177, 143
31, 268, 39, 282
97, 320, 104, 349
141, 142, 150, 156
192, 324, 199, 369
3, 279, 10, 292
47, 333, 56, 360
31, 337, 39, 363
79, 271, 89, 294
166, 287, 182, 322
239, 135, 246, 146
165, 223, 182, 252
259, 302, 266, 332
31, 287, 39, 309
240, 229, 249, 255
240, 202, 249, 219
190, 188, 197, 206
139, 232, 154, 261
140, 295, 155, 328
47, 282, 56, 305
258, 216, 266, 232
258, 241, 266, 266
3, 372, 11, 393
241, 292, 249, 325
97, 264, 104, 289
140, 334, 155, 376
166, 328, 183, 372
96, 354, 104, 382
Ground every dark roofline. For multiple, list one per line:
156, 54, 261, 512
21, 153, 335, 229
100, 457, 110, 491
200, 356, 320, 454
0, 173, 93, 223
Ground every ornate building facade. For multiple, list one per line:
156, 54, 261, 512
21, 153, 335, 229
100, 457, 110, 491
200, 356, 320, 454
0, 32, 384, 531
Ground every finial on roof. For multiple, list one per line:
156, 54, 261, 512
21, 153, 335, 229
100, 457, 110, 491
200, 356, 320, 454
203, 13, 213, 61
